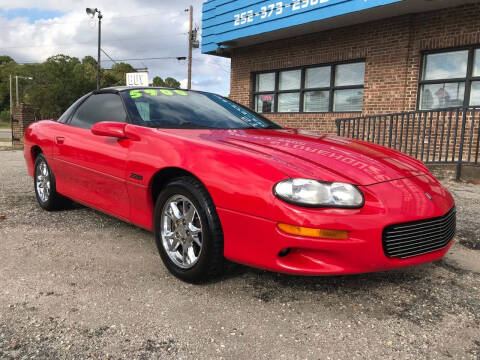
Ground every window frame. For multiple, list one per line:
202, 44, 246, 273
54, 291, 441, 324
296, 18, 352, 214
252, 59, 366, 114
417, 45, 480, 110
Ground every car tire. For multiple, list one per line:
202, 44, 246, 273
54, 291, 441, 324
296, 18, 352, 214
34, 153, 71, 211
154, 176, 225, 283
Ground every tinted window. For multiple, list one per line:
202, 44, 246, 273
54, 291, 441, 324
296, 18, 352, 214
422, 50, 468, 80
420, 82, 465, 110
253, 61, 365, 113
57, 93, 90, 123
279, 70, 301, 90
419, 49, 477, 110
256, 73, 275, 92
255, 94, 275, 114
278, 93, 300, 112
121, 89, 280, 129
335, 63, 365, 86
474, 49, 480, 76
305, 66, 330, 89
334, 89, 364, 112
70, 94, 127, 129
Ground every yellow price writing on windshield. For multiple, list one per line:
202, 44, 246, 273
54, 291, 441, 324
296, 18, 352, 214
129, 89, 187, 98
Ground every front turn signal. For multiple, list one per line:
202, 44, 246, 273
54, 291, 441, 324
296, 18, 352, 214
277, 223, 348, 240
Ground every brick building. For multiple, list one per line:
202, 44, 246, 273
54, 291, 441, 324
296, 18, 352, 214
202, 0, 480, 134
12, 104, 36, 147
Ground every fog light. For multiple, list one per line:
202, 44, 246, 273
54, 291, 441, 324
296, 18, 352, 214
278, 248, 290, 257
277, 223, 348, 240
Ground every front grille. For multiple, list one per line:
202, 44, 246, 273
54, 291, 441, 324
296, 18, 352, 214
383, 207, 456, 259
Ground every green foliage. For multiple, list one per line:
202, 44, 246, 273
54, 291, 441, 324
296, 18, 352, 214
151, 76, 164, 87
0, 54, 181, 119
102, 62, 137, 88
151, 76, 181, 88
0, 56, 15, 66
0, 57, 18, 116
23, 55, 94, 118
0, 109, 10, 123
164, 77, 181, 88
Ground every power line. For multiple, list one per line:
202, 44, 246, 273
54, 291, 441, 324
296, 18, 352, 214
100, 48, 117, 65
0, 33, 186, 50
101, 57, 187, 62
13, 51, 187, 65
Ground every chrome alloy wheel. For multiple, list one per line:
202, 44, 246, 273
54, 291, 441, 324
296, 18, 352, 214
36, 159, 51, 203
161, 195, 203, 269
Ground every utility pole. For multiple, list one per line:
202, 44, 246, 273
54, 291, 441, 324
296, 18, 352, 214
187, 5, 193, 90
14, 75, 34, 106
86, 8, 102, 89
15, 76, 19, 106
9, 74, 13, 147
9, 75, 13, 114
97, 11, 102, 90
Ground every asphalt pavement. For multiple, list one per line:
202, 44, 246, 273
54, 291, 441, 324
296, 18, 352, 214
0, 128, 11, 140
0, 150, 479, 359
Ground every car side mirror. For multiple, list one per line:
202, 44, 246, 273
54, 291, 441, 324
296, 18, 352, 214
91, 122, 127, 138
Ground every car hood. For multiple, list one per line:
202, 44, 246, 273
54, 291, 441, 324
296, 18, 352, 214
213, 129, 428, 186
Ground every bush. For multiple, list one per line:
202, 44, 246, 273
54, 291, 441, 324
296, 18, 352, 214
0, 109, 10, 124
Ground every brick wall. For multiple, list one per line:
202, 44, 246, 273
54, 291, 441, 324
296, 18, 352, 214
12, 104, 36, 146
229, 3, 480, 134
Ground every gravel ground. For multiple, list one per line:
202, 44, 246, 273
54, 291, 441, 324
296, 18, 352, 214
0, 150, 479, 359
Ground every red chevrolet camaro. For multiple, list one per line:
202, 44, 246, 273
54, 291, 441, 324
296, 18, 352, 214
24, 87, 456, 283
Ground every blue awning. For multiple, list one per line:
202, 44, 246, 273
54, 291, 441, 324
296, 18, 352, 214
202, 0, 472, 55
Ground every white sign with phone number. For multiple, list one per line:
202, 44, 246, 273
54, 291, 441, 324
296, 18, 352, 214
234, 0, 329, 27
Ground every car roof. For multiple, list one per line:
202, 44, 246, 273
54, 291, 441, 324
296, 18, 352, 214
95, 86, 194, 94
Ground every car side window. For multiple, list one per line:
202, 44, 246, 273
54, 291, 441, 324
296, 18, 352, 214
70, 93, 128, 129
57, 94, 91, 124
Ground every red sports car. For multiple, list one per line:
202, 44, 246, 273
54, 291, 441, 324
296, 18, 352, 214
24, 87, 456, 283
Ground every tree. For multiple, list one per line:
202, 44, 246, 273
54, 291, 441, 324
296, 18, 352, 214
164, 77, 180, 88
102, 62, 137, 88
151, 76, 165, 87
0, 56, 18, 117
24, 55, 95, 118
0, 54, 183, 119
81, 55, 97, 68
150, 76, 181, 88
0, 56, 15, 66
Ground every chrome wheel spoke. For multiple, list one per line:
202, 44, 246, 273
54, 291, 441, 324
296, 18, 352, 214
161, 194, 203, 269
170, 239, 180, 252
169, 202, 182, 220
191, 234, 202, 247
187, 246, 196, 264
164, 230, 175, 241
188, 222, 201, 234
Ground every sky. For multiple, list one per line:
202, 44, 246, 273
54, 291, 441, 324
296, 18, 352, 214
0, 0, 231, 95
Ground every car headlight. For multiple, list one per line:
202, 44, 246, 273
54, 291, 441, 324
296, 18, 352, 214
274, 179, 364, 208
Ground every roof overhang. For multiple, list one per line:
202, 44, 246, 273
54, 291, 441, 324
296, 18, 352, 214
202, 0, 476, 57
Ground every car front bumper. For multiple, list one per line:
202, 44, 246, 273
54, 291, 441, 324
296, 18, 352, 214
218, 174, 455, 275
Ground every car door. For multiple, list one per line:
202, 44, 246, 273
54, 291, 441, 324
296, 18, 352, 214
53, 93, 131, 220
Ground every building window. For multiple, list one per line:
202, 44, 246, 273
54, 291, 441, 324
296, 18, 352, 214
253, 60, 365, 113
419, 47, 480, 110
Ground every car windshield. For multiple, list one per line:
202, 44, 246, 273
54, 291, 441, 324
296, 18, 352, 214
120, 88, 281, 129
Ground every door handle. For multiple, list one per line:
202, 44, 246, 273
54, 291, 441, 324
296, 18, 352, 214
55, 136, 65, 145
